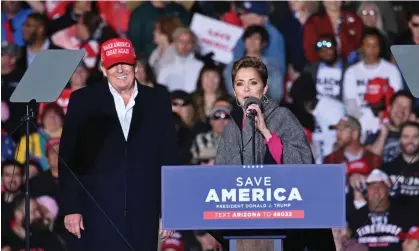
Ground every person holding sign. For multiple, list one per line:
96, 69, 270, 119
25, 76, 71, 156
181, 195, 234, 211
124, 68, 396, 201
211, 56, 336, 251
59, 38, 177, 251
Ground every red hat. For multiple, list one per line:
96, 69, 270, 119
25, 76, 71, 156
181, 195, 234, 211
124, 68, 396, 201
100, 38, 136, 69
364, 78, 395, 106
161, 237, 184, 251
346, 159, 371, 176
46, 137, 60, 153
398, 226, 419, 240
222, 11, 242, 27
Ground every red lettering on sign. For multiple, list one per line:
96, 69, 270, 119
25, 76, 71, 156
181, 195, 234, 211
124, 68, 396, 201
200, 37, 231, 52
208, 29, 231, 41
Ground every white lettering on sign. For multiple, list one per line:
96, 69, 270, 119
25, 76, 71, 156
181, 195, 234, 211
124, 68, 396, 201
205, 176, 303, 203
236, 176, 272, 187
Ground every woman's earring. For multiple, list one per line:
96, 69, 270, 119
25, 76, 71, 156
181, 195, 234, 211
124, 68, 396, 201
235, 97, 241, 107
262, 94, 269, 103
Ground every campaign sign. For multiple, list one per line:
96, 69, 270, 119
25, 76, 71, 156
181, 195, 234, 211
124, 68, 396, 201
162, 164, 346, 230
190, 13, 244, 64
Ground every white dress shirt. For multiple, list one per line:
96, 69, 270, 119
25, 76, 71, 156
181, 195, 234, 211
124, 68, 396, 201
108, 82, 138, 140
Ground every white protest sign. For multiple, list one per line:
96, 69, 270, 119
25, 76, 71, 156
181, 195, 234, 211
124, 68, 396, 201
190, 13, 244, 64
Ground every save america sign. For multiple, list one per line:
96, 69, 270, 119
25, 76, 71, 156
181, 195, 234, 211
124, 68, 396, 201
161, 164, 346, 230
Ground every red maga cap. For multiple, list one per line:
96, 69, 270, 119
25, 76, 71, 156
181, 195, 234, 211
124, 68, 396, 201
364, 77, 394, 105
100, 38, 136, 69
346, 159, 371, 176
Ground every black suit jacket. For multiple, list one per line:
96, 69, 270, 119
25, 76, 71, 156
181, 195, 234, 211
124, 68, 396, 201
58, 81, 177, 251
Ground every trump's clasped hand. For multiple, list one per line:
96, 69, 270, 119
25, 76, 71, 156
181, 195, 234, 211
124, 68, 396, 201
64, 214, 84, 238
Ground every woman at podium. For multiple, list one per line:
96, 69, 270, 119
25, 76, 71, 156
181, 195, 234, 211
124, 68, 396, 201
215, 56, 313, 166
211, 56, 336, 251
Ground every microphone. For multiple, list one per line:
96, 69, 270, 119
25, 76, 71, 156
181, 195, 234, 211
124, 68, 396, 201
244, 97, 262, 118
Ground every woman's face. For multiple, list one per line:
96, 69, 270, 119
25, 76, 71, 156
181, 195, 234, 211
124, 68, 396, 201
75, 18, 90, 41
71, 66, 88, 89
244, 33, 264, 55
362, 35, 380, 61
171, 100, 195, 125
360, 3, 378, 28
201, 70, 220, 94
43, 110, 63, 132
233, 67, 267, 106
153, 25, 168, 45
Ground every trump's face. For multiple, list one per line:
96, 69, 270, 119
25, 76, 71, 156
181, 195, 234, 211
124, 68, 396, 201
233, 67, 267, 107
101, 63, 137, 92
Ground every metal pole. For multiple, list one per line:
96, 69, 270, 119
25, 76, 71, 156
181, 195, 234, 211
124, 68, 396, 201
25, 103, 31, 251
251, 117, 256, 165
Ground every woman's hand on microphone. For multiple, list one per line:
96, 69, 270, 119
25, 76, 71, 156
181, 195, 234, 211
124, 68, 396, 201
246, 104, 272, 140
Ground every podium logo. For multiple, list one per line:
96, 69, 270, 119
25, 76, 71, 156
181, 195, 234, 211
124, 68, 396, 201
205, 176, 303, 203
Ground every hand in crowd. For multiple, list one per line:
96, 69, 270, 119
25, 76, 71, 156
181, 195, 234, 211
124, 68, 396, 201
159, 219, 174, 240
379, 121, 390, 135
64, 214, 84, 238
409, 113, 419, 123
240, 13, 264, 27
197, 233, 223, 251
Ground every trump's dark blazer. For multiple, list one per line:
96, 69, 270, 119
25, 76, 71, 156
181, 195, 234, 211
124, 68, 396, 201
58, 80, 177, 251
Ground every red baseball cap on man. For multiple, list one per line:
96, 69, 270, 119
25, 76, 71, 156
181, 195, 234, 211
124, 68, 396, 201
364, 77, 394, 105
100, 38, 136, 69
346, 159, 371, 176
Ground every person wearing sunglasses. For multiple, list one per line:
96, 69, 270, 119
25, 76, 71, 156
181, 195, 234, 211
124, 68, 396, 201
395, 7, 419, 46
190, 100, 232, 165
171, 90, 210, 135
303, 34, 348, 102
171, 90, 197, 128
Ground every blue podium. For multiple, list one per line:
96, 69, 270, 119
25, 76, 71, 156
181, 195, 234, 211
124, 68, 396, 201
161, 164, 346, 250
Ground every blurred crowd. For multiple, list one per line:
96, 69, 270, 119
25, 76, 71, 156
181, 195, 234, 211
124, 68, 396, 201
2, 1, 419, 251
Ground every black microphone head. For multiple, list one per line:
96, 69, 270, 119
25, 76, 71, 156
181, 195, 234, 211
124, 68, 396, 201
244, 97, 262, 110
243, 97, 263, 118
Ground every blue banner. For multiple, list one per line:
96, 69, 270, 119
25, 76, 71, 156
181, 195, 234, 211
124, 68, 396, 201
162, 164, 346, 230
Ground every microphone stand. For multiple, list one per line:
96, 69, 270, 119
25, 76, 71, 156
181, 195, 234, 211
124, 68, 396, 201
22, 99, 36, 251
250, 115, 256, 165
